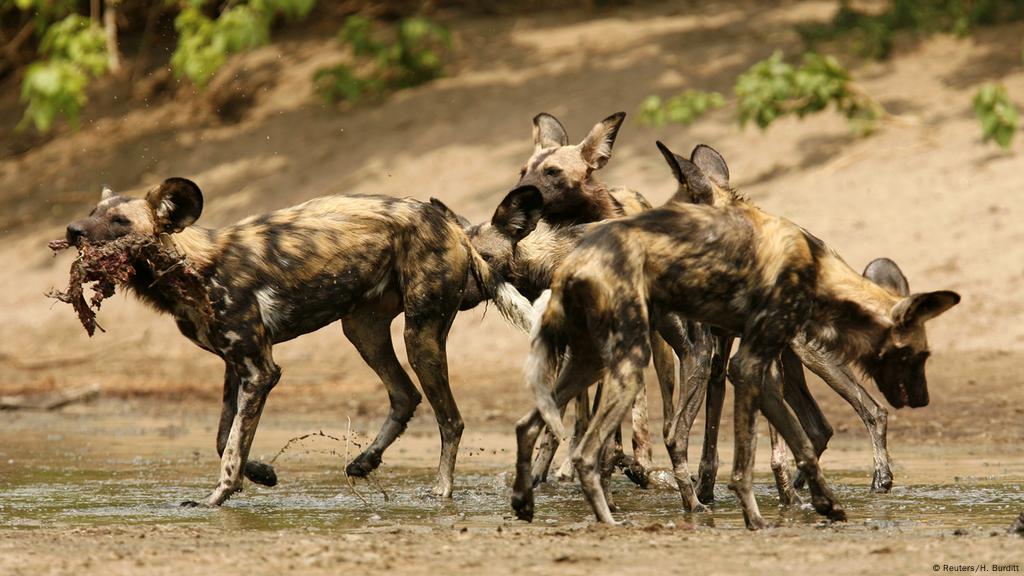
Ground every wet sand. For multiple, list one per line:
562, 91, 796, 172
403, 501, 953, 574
0, 401, 1021, 575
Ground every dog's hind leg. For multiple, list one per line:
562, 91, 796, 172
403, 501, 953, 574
404, 310, 461, 498
574, 358, 648, 524
627, 370, 654, 485
695, 334, 733, 504
725, 345, 767, 530
759, 361, 846, 524
545, 391, 590, 483
659, 320, 712, 512
532, 425, 561, 485
512, 351, 603, 522
342, 305, 420, 479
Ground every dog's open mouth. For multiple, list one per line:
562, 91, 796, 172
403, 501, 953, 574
897, 382, 910, 408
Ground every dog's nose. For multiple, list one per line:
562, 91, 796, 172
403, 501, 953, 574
66, 223, 85, 245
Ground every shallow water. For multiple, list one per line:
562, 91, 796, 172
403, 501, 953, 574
1, 406, 1021, 536
2, 455, 1020, 534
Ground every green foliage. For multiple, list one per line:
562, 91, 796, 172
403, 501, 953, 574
973, 83, 1019, 149
338, 14, 380, 57
313, 64, 383, 104
40, 15, 109, 75
800, 0, 1024, 60
315, 15, 452, 104
18, 15, 108, 132
172, 0, 315, 88
19, 60, 91, 132
637, 90, 725, 127
12, 0, 315, 132
389, 17, 452, 88
735, 51, 880, 133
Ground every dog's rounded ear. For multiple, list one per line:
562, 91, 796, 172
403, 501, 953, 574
429, 197, 471, 229
892, 291, 961, 329
863, 257, 910, 296
533, 113, 569, 150
492, 185, 543, 242
690, 144, 730, 187
657, 141, 714, 205
580, 111, 626, 170
146, 177, 204, 233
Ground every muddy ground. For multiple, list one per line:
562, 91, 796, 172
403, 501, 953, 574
0, 399, 1022, 576
1, 0, 1023, 574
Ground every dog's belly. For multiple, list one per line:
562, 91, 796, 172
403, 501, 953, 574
258, 275, 398, 344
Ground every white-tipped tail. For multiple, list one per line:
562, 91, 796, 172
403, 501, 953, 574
524, 290, 565, 439
494, 282, 535, 332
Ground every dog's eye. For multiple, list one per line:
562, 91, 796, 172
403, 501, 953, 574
111, 215, 130, 226
544, 167, 562, 178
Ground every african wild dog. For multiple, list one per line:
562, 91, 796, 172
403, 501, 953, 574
435, 111, 667, 488
441, 147, 844, 514
517, 111, 652, 225
63, 179, 533, 506
639, 144, 925, 503
653, 141, 918, 500
453, 141, 907, 514
514, 142, 960, 529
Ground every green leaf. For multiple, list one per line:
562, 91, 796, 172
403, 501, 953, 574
973, 83, 1019, 150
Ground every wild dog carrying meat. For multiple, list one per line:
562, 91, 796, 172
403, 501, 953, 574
56, 178, 533, 506
512, 142, 960, 530
48, 226, 211, 338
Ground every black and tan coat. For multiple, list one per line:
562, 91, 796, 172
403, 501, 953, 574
433, 111, 674, 488
512, 143, 960, 530
64, 180, 533, 506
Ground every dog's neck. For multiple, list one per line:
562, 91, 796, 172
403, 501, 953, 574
511, 222, 589, 299
544, 178, 622, 226
167, 226, 219, 271
806, 247, 900, 368
126, 226, 219, 315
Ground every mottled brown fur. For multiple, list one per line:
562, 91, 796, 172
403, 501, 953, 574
513, 143, 959, 529
438, 112, 665, 487
65, 179, 533, 506
516, 112, 647, 226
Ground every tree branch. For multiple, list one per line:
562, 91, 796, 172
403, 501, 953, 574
104, 0, 122, 75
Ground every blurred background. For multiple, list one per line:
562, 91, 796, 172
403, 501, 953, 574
0, 0, 1022, 445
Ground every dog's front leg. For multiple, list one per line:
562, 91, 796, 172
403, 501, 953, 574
216, 366, 278, 488
184, 332, 279, 507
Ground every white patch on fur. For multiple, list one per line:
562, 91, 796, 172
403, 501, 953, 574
101, 186, 114, 200
523, 289, 565, 440
210, 278, 233, 308
364, 273, 391, 299
255, 286, 283, 334
158, 197, 176, 220
243, 358, 261, 381
224, 331, 242, 345
494, 282, 534, 332
530, 290, 553, 341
